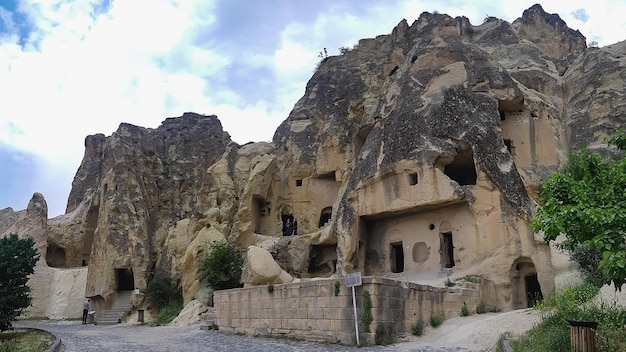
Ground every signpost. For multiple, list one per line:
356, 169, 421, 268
345, 272, 362, 346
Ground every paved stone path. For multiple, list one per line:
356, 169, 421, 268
16, 321, 490, 352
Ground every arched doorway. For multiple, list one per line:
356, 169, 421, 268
510, 257, 543, 308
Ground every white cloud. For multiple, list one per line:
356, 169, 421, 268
0, 0, 624, 217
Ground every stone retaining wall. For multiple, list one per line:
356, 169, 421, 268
214, 276, 495, 344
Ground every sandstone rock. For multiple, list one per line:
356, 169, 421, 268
241, 246, 283, 286
3, 5, 626, 317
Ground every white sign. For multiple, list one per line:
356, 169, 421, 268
345, 272, 362, 287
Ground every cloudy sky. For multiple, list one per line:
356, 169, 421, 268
0, 0, 624, 218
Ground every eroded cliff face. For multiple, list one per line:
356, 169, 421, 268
5, 4, 626, 315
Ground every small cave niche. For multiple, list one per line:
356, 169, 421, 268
307, 244, 337, 276
510, 257, 544, 309
295, 179, 303, 187
46, 244, 67, 268
389, 66, 399, 76
317, 171, 336, 181
503, 139, 513, 155
497, 97, 525, 123
443, 148, 477, 186
252, 196, 270, 233
408, 172, 418, 186
412, 241, 429, 264
318, 207, 332, 228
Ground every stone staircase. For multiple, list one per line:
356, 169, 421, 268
97, 291, 133, 325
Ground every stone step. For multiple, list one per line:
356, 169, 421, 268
96, 291, 133, 325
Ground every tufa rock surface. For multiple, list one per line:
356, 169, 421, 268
4, 5, 626, 318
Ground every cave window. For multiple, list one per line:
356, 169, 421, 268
440, 232, 455, 268
82, 259, 87, 266
295, 179, 303, 187
408, 172, 418, 186
319, 207, 332, 228
444, 149, 477, 185
389, 66, 399, 76
390, 242, 404, 273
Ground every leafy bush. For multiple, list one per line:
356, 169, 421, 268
146, 273, 181, 310
461, 302, 469, 316
430, 313, 444, 328
476, 300, 487, 314
374, 323, 394, 345
411, 319, 424, 336
444, 277, 455, 287
199, 242, 245, 290
362, 289, 373, 333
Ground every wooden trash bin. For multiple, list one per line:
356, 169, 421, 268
569, 320, 597, 352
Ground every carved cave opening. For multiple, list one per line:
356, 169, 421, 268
46, 244, 67, 268
440, 232, 455, 268
510, 257, 543, 309
115, 268, 134, 291
390, 241, 404, 273
408, 172, 418, 186
443, 149, 477, 185
307, 244, 337, 276
252, 196, 270, 234
319, 207, 332, 228
281, 214, 295, 236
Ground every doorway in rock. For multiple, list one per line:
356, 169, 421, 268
440, 232, 455, 268
115, 268, 134, 291
525, 274, 543, 308
390, 242, 404, 273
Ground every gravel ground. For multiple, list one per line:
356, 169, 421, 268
16, 309, 539, 352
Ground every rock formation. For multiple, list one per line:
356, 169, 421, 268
3, 4, 626, 319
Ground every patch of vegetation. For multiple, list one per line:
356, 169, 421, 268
430, 313, 444, 328
362, 289, 373, 333
267, 283, 274, 293
476, 300, 487, 314
146, 273, 181, 310
0, 329, 54, 352
458, 274, 482, 283
411, 319, 424, 336
334, 281, 341, 296
534, 130, 626, 288
461, 302, 469, 316
374, 323, 394, 345
152, 298, 184, 326
510, 283, 626, 352
444, 277, 455, 287
199, 241, 245, 290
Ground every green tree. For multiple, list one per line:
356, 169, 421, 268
199, 241, 244, 290
0, 233, 40, 331
533, 130, 626, 289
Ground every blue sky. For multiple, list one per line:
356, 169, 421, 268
0, 0, 624, 217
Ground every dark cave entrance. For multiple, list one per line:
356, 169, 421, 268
390, 242, 404, 273
441, 232, 455, 268
525, 274, 543, 308
444, 149, 477, 185
115, 268, 134, 291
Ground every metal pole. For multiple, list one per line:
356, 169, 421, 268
352, 286, 359, 346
